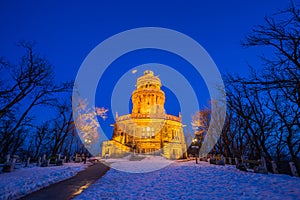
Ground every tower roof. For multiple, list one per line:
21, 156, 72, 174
136, 70, 161, 89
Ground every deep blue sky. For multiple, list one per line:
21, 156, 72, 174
0, 0, 290, 138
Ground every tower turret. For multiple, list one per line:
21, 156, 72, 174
131, 70, 165, 116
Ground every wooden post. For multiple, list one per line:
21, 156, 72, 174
25, 157, 30, 167
271, 161, 278, 174
229, 157, 232, 165
235, 157, 239, 165
64, 156, 67, 163
42, 154, 46, 162
6, 154, 10, 163
10, 158, 16, 172
289, 162, 299, 177
261, 156, 267, 170
37, 157, 41, 166
221, 155, 225, 165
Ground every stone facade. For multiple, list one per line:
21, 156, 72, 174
102, 70, 187, 159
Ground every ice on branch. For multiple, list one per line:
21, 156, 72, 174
73, 98, 108, 152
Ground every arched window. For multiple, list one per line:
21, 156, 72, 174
151, 127, 155, 138
142, 127, 145, 138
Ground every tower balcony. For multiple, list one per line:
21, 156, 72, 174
116, 113, 181, 122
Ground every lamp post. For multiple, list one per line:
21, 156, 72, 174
84, 138, 92, 164
191, 138, 200, 164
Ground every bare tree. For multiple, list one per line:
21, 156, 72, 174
241, 2, 300, 167
0, 42, 71, 157
49, 103, 73, 157
32, 122, 51, 159
72, 97, 108, 155
217, 2, 300, 173
191, 99, 227, 156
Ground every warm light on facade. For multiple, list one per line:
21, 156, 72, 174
102, 70, 187, 159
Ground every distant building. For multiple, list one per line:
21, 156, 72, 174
102, 70, 187, 159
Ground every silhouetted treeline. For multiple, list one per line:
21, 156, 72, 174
194, 2, 300, 172
0, 42, 86, 161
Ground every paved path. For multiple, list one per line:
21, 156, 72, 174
21, 162, 110, 200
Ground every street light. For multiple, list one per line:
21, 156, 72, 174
191, 138, 200, 164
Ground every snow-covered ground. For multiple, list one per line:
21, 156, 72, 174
0, 163, 89, 200
104, 155, 173, 173
76, 157, 300, 200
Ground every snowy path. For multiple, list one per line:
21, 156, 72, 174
75, 159, 300, 200
0, 163, 89, 200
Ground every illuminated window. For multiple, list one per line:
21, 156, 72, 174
151, 127, 155, 138
142, 127, 145, 138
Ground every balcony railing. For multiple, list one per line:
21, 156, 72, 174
116, 113, 181, 122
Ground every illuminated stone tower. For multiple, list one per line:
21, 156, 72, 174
102, 70, 187, 159
131, 70, 165, 115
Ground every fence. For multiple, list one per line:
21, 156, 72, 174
201, 154, 299, 177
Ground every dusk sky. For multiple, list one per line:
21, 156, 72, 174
0, 0, 290, 138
